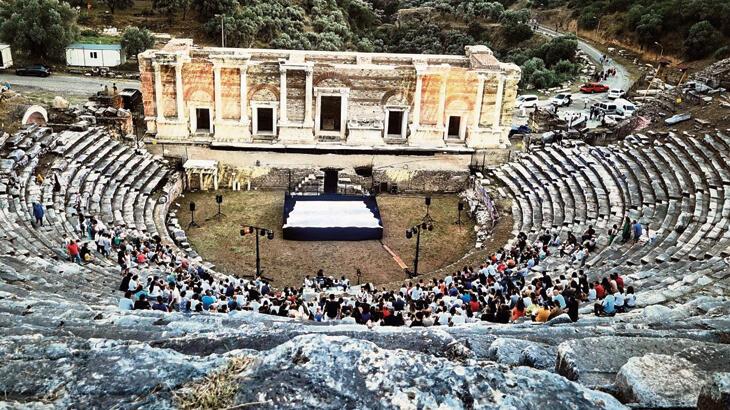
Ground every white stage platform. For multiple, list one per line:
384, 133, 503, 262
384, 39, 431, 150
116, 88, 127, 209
284, 200, 381, 229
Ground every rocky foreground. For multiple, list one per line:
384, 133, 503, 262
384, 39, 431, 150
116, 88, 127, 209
1, 255, 729, 409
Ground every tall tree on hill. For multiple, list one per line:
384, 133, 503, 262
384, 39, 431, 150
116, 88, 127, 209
684, 20, 722, 60
195, 0, 239, 20
121, 26, 155, 58
0, 0, 79, 62
152, 0, 179, 22
100, 0, 134, 14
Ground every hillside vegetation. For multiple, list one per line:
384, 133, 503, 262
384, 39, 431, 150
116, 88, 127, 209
532, 0, 730, 61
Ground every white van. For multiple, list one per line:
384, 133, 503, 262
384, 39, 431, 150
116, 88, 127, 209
594, 102, 617, 114
614, 99, 637, 117
515, 95, 539, 109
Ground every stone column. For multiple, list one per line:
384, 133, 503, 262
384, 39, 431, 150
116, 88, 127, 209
339, 89, 348, 140
279, 69, 288, 123
240, 67, 248, 124
473, 74, 485, 129
304, 68, 313, 126
413, 73, 423, 128
153, 62, 164, 121
437, 71, 447, 129
493, 73, 505, 130
175, 62, 185, 122
213, 64, 222, 122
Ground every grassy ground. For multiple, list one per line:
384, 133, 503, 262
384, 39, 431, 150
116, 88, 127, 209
174, 190, 478, 287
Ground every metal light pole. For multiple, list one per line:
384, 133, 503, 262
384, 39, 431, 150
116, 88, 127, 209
644, 42, 664, 97
240, 225, 273, 277
406, 197, 434, 277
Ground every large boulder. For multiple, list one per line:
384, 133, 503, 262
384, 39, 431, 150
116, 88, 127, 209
0, 335, 229, 408
556, 337, 730, 389
225, 334, 626, 409
486, 338, 556, 370
487, 337, 538, 365
615, 354, 705, 408
519, 344, 558, 370
697, 373, 730, 410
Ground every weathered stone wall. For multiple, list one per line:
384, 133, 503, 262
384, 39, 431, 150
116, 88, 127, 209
212, 166, 468, 193
139, 42, 521, 152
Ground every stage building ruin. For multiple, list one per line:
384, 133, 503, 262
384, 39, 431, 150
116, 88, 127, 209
139, 39, 521, 152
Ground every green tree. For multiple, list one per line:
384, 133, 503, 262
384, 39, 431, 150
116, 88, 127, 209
100, 0, 134, 14
121, 26, 155, 58
0, 0, 78, 62
714, 45, 730, 60
684, 20, 722, 60
152, 0, 179, 21
442, 30, 476, 55
533, 35, 578, 66
635, 12, 663, 46
179, 0, 193, 20
195, 0, 238, 20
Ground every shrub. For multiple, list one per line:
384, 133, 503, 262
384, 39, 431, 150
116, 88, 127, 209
713, 46, 730, 60
684, 20, 722, 60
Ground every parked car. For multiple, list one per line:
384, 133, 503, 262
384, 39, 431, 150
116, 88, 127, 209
514, 94, 539, 109
508, 124, 532, 138
549, 93, 573, 107
579, 82, 609, 93
15, 64, 51, 77
607, 89, 625, 99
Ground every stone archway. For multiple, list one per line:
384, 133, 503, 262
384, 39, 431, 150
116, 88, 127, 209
21, 105, 48, 126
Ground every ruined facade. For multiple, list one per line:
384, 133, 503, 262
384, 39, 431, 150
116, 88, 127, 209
139, 39, 521, 151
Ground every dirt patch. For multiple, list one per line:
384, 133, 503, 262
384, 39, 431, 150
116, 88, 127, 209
174, 190, 477, 287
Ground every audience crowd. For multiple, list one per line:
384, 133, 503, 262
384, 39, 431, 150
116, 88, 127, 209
83, 215, 640, 327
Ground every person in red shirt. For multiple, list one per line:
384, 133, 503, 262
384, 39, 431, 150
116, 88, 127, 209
594, 281, 606, 299
67, 240, 81, 264
511, 299, 526, 322
613, 273, 624, 292
469, 299, 480, 313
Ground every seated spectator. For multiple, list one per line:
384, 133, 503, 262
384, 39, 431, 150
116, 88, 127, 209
118, 291, 134, 311
134, 294, 151, 310
548, 300, 563, 320
511, 299, 526, 322
614, 290, 625, 313
624, 286, 636, 310
594, 292, 616, 316
534, 303, 551, 323
152, 296, 168, 312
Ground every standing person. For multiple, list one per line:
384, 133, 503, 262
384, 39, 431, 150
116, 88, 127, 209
621, 216, 631, 243
67, 239, 81, 264
53, 174, 62, 193
324, 294, 341, 321
607, 224, 618, 245
632, 220, 643, 243
32, 202, 44, 227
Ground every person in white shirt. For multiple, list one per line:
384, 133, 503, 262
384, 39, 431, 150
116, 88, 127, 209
118, 292, 134, 310
450, 308, 466, 325
588, 284, 597, 302
624, 286, 636, 309
128, 275, 138, 291
437, 308, 451, 326
614, 291, 625, 313
410, 285, 422, 301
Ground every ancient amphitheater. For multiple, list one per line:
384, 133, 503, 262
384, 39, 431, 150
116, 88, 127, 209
1, 60, 730, 408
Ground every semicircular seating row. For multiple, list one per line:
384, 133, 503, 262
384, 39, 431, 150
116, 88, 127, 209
491, 133, 730, 304
0, 126, 188, 305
